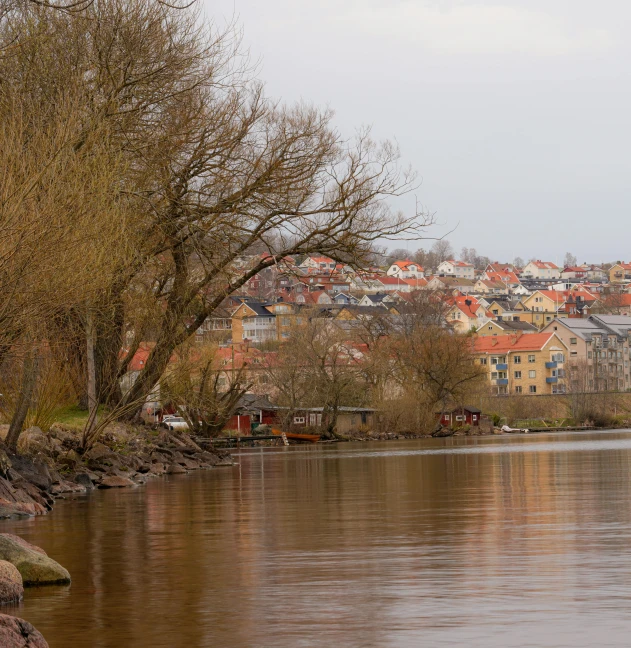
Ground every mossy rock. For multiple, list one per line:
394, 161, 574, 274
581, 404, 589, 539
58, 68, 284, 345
0, 534, 70, 586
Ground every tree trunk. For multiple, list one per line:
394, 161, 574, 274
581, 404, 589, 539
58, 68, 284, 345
95, 297, 125, 406
6, 350, 39, 451
84, 311, 98, 440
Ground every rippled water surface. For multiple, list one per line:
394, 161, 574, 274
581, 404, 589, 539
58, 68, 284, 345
3, 430, 631, 647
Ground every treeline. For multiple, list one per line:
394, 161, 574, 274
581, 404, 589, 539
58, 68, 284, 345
0, 0, 430, 450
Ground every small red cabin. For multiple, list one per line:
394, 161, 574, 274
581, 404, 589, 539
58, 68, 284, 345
438, 406, 481, 428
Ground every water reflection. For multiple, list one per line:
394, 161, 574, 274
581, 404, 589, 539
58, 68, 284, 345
2, 431, 631, 647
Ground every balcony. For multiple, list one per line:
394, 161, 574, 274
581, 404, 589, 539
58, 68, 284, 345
495, 363, 508, 371
546, 377, 558, 384
496, 378, 509, 386
545, 361, 558, 369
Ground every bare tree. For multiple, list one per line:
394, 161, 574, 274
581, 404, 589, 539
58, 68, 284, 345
564, 252, 577, 268
0, 0, 435, 432
431, 239, 454, 264
162, 344, 251, 437
267, 317, 367, 438
390, 326, 483, 432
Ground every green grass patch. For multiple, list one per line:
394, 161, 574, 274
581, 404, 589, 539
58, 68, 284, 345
54, 405, 106, 431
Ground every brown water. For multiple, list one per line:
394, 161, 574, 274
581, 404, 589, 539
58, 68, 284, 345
3, 431, 631, 647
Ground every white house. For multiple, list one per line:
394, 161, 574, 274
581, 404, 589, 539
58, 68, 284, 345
298, 256, 337, 272
386, 260, 425, 279
436, 260, 475, 280
521, 260, 561, 280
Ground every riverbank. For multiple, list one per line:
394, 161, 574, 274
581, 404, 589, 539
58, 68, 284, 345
0, 424, 233, 521
0, 418, 619, 521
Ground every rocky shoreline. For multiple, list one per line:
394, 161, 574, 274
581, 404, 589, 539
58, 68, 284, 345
0, 424, 233, 521
0, 424, 234, 647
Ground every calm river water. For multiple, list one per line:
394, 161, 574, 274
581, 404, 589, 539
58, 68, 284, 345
3, 431, 631, 647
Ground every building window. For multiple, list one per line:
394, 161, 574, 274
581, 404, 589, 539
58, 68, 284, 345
529, 370, 536, 378
529, 385, 537, 393
570, 337, 577, 345
480, 358, 487, 365
455, 415, 465, 421
528, 355, 536, 363
293, 417, 305, 424
515, 371, 522, 379
491, 357, 499, 365
514, 355, 521, 364
515, 386, 522, 394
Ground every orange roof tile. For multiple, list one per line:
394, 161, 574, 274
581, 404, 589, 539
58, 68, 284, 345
473, 333, 558, 353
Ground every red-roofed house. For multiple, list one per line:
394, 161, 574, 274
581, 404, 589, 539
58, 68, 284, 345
481, 269, 521, 287
472, 332, 568, 395
386, 260, 425, 279
374, 276, 413, 292
560, 266, 588, 280
446, 296, 489, 333
522, 260, 561, 280
299, 256, 337, 272
436, 260, 475, 280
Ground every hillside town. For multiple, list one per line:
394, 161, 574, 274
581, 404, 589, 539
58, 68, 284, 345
148, 249, 631, 426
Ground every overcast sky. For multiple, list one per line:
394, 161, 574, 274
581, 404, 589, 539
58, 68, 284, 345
206, 0, 630, 264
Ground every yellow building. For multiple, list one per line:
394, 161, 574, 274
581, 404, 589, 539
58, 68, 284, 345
609, 263, 631, 284
519, 291, 568, 329
472, 332, 569, 395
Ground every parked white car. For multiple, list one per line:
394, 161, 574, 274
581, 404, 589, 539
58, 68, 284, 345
162, 415, 189, 431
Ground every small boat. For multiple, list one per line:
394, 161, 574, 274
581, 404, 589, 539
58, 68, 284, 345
501, 425, 529, 434
271, 428, 321, 443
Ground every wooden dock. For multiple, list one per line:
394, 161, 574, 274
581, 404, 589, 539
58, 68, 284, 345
194, 435, 283, 448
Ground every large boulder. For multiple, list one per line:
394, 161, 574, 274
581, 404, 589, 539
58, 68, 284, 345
99, 476, 136, 489
0, 534, 70, 586
0, 561, 23, 603
7, 455, 52, 491
0, 614, 48, 647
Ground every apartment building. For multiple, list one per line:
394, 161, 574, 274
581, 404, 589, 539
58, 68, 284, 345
542, 315, 631, 392
472, 333, 569, 395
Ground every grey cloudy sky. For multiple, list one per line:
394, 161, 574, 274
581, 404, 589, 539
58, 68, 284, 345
207, 0, 630, 263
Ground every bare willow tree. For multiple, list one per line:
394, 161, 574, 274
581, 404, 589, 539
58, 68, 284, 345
0, 6, 137, 448
0, 0, 432, 434
390, 327, 483, 433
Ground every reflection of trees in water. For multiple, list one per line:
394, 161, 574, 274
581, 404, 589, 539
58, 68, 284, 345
3, 436, 631, 645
